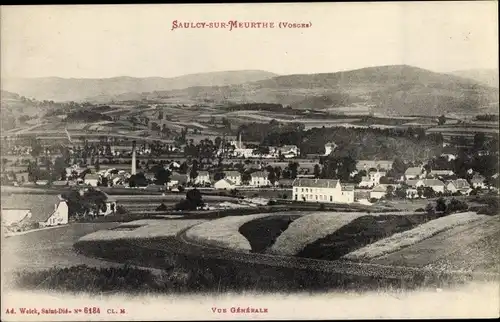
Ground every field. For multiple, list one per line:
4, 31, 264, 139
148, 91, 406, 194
344, 212, 485, 261
1, 222, 119, 274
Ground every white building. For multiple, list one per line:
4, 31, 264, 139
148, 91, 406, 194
292, 178, 354, 204
324, 142, 337, 156
404, 167, 424, 180
359, 170, 386, 188
190, 171, 211, 185
370, 184, 391, 200
214, 178, 236, 190
1, 194, 69, 231
250, 171, 270, 187
471, 174, 487, 189
422, 179, 446, 194
84, 173, 100, 187
223, 171, 241, 186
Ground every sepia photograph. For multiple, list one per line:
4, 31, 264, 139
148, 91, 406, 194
1, 2, 499, 320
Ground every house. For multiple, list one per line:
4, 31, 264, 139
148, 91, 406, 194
84, 173, 100, 187
292, 178, 354, 204
190, 171, 211, 185
406, 188, 419, 199
223, 171, 241, 186
428, 169, 455, 178
102, 194, 117, 216
324, 142, 337, 156
276, 145, 300, 158
422, 179, 446, 194
359, 170, 386, 188
170, 172, 189, 186
406, 179, 424, 188
356, 160, 393, 171
250, 171, 270, 187
35, 180, 49, 186
404, 167, 424, 180
214, 178, 236, 190
440, 154, 457, 161
370, 184, 392, 200
445, 179, 470, 194
1, 194, 69, 231
471, 174, 487, 189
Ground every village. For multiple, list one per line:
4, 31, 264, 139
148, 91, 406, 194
1, 127, 498, 234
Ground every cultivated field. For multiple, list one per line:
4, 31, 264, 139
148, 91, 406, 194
79, 219, 206, 242
343, 212, 486, 261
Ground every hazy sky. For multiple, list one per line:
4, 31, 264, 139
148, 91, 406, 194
1, 2, 498, 79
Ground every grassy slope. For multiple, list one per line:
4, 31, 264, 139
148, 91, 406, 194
297, 214, 436, 261
238, 214, 303, 252
344, 212, 486, 261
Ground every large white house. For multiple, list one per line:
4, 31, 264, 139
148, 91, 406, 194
190, 171, 211, 185
292, 178, 354, 204
250, 171, 270, 187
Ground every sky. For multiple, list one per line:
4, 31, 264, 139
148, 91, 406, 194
1, 2, 498, 79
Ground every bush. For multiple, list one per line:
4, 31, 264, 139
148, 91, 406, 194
425, 203, 435, 214
435, 197, 447, 213
446, 198, 468, 214
369, 198, 378, 204
318, 203, 326, 211
156, 203, 168, 211
415, 208, 425, 212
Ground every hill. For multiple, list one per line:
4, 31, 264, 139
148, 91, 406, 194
131, 65, 499, 116
449, 68, 499, 88
0, 70, 278, 102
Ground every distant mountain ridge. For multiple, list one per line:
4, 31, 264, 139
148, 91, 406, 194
449, 68, 499, 88
1, 70, 278, 102
112, 65, 498, 116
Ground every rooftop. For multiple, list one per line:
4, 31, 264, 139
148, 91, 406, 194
1, 193, 64, 224
293, 178, 340, 188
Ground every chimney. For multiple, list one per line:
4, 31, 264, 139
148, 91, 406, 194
239, 132, 242, 149
131, 141, 137, 175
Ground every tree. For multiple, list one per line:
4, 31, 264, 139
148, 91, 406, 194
385, 185, 394, 199
395, 186, 407, 199
268, 170, 277, 186
241, 172, 251, 184
425, 203, 435, 214
175, 188, 205, 210
156, 203, 168, 211
214, 172, 225, 182
189, 160, 199, 183
129, 173, 148, 187
313, 164, 321, 178
446, 198, 468, 214
151, 165, 171, 185
288, 162, 299, 179
438, 115, 446, 126
423, 187, 436, 199
29, 138, 43, 165
435, 197, 447, 213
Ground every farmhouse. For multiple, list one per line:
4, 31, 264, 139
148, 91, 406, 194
428, 169, 455, 178
404, 167, 424, 180
250, 171, 270, 187
190, 171, 210, 185
422, 179, 446, 193
445, 179, 471, 194
275, 145, 300, 158
356, 160, 393, 171
84, 173, 100, 187
224, 171, 241, 186
214, 178, 236, 190
359, 170, 386, 188
323, 142, 337, 156
471, 174, 487, 189
370, 184, 391, 200
292, 178, 354, 204
1, 194, 69, 231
